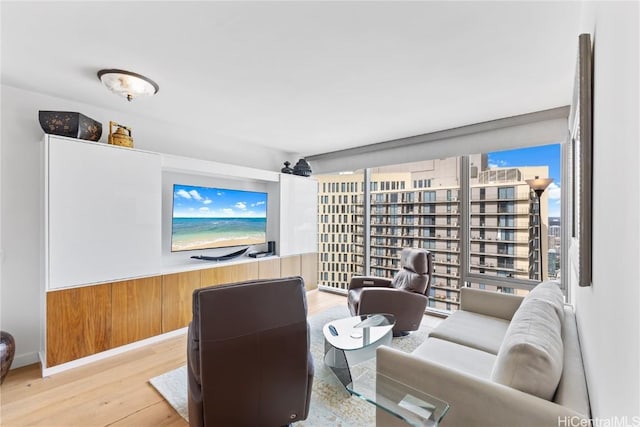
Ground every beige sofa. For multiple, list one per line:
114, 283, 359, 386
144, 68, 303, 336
376, 281, 591, 427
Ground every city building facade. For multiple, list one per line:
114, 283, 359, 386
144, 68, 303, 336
317, 157, 551, 312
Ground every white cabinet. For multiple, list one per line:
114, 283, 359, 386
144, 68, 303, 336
43, 136, 318, 288
279, 174, 318, 257
41, 137, 320, 373
45, 136, 162, 288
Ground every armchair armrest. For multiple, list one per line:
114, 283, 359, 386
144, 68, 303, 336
348, 276, 393, 291
460, 287, 524, 321
376, 346, 589, 427
304, 351, 314, 420
187, 321, 201, 385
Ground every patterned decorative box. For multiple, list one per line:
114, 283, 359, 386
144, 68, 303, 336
38, 111, 102, 142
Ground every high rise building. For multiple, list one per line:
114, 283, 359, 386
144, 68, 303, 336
317, 173, 365, 288
548, 249, 559, 279
468, 165, 550, 305
317, 157, 551, 312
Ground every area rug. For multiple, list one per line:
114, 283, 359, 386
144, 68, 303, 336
149, 305, 432, 426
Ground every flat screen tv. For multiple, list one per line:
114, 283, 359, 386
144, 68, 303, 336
171, 184, 267, 252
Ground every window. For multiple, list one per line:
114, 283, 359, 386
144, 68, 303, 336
498, 215, 515, 227
498, 229, 515, 242
497, 258, 514, 269
498, 187, 515, 199
316, 143, 562, 311
423, 191, 436, 202
469, 143, 562, 285
498, 201, 514, 213
498, 243, 515, 255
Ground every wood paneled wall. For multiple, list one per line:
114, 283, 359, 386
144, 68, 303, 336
200, 263, 259, 288
281, 254, 318, 291
161, 271, 201, 333
111, 277, 162, 347
258, 258, 281, 279
46, 284, 112, 367
45, 254, 317, 367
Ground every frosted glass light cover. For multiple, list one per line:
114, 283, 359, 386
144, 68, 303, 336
98, 69, 159, 101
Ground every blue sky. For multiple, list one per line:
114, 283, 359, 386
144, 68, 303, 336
487, 144, 561, 217
173, 184, 267, 218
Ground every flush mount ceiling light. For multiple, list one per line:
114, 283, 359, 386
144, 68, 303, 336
97, 69, 159, 102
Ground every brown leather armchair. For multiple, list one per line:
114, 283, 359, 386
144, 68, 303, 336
348, 248, 433, 336
187, 276, 313, 427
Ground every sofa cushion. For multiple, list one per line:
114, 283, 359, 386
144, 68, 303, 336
428, 310, 511, 354
413, 337, 496, 379
522, 280, 565, 321
491, 294, 564, 401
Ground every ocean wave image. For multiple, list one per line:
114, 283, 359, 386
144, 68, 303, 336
172, 217, 266, 251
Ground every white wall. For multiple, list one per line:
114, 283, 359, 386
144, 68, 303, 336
572, 1, 640, 419
0, 84, 291, 367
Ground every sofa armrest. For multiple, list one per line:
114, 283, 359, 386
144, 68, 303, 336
460, 287, 524, 321
348, 276, 393, 291
376, 346, 589, 427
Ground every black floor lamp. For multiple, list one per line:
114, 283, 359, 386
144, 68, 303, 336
526, 176, 553, 281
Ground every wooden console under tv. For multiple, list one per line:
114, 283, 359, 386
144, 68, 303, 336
45, 253, 317, 371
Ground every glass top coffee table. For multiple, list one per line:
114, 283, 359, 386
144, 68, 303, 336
323, 313, 396, 388
323, 314, 449, 426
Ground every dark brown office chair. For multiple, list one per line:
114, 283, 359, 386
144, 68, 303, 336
187, 276, 313, 427
348, 248, 433, 336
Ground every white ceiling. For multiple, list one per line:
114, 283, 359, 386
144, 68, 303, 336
1, 1, 581, 157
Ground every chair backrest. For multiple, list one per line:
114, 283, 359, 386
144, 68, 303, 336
192, 276, 310, 426
391, 248, 433, 295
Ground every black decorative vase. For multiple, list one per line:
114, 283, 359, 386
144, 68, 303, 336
292, 158, 312, 177
281, 161, 294, 174
0, 331, 15, 384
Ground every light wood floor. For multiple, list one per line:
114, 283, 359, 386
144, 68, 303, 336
0, 290, 347, 427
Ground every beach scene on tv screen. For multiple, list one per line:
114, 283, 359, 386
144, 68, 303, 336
172, 184, 267, 252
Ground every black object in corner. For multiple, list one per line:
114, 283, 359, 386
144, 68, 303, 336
191, 247, 249, 261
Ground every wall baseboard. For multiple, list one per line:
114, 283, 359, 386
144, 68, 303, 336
41, 327, 187, 377
11, 352, 41, 370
